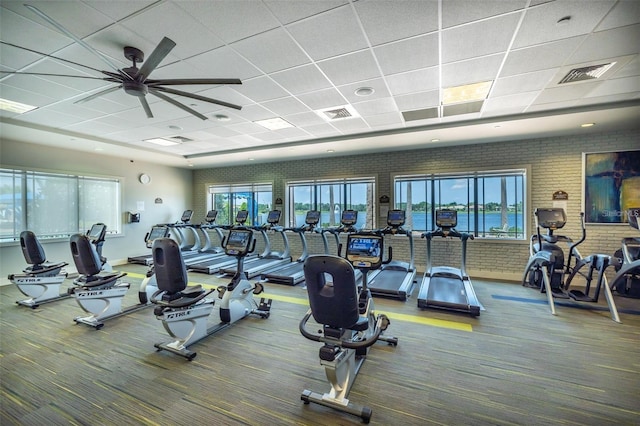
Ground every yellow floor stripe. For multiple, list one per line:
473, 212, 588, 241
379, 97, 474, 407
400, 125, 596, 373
125, 271, 472, 331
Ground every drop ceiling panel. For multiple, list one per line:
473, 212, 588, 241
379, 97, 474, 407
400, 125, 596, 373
231, 28, 311, 74
270, 64, 332, 95
442, 13, 520, 63
316, 50, 381, 86
512, 0, 615, 49
261, 96, 310, 116
441, 54, 504, 87
354, 0, 438, 46
568, 24, 640, 64
386, 67, 439, 95
286, 7, 369, 60
296, 88, 346, 110
394, 90, 440, 111
338, 78, 390, 104
374, 34, 439, 75
263, 0, 348, 25
491, 69, 558, 97
442, 0, 527, 28
178, 1, 280, 44
232, 76, 289, 102
533, 81, 602, 105
500, 36, 586, 77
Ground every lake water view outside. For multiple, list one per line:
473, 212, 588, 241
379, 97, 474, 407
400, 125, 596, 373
293, 211, 523, 238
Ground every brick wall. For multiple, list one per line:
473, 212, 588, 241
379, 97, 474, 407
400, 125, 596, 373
193, 129, 639, 282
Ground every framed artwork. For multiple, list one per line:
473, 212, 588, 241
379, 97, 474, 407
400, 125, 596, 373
583, 149, 640, 224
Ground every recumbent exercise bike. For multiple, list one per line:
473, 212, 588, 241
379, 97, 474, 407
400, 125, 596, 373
299, 232, 398, 424
150, 228, 272, 361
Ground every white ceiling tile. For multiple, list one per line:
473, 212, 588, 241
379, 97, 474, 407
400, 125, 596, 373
270, 64, 332, 95
328, 117, 369, 133
287, 7, 369, 60
261, 97, 310, 116
386, 67, 439, 96
442, 0, 526, 28
301, 122, 341, 136
585, 76, 640, 98
337, 78, 391, 104
264, 0, 348, 25
231, 28, 310, 74
533, 81, 603, 105
183, 46, 262, 81
483, 91, 539, 111
394, 90, 440, 111
0, 83, 57, 106
442, 13, 520, 63
316, 50, 382, 86
364, 112, 404, 128
501, 36, 585, 77
233, 76, 290, 102
283, 111, 326, 127
512, 0, 616, 49
296, 88, 346, 110
596, 0, 640, 31
442, 54, 504, 87
568, 24, 640, 64
177, 1, 280, 44
374, 34, 439, 75
491, 69, 558, 97
355, 0, 439, 46
352, 97, 398, 116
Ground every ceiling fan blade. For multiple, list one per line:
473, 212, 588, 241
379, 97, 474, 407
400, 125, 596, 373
0, 71, 110, 81
74, 85, 122, 104
146, 78, 242, 86
139, 97, 153, 118
137, 37, 176, 82
25, 4, 131, 80
149, 89, 208, 120
0, 41, 105, 74
153, 86, 242, 110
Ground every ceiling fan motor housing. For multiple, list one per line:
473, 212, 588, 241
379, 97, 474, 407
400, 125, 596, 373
123, 80, 148, 97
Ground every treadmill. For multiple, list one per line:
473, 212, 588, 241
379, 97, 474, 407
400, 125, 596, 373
127, 225, 171, 265
320, 209, 363, 283
261, 210, 320, 285
188, 210, 257, 274
220, 210, 292, 279
417, 209, 482, 317
181, 210, 227, 266
367, 209, 416, 301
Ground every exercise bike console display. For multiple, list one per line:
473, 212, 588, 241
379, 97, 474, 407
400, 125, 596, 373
341, 210, 358, 226
267, 210, 281, 224
305, 210, 320, 225
225, 229, 253, 256
346, 235, 383, 269
87, 223, 106, 242
205, 210, 218, 222
235, 210, 248, 224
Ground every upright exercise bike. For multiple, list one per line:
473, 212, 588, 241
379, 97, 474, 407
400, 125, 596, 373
610, 207, 640, 298
151, 228, 272, 360
68, 224, 157, 329
299, 232, 398, 423
10, 230, 69, 308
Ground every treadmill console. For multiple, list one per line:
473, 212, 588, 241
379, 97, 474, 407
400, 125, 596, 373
180, 209, 194, 223
205, 210, 218, 223
305, 210, 320, 226
387, 209, 406, 227
225, 229, 253, 256
535, 208, 567, 230
235, 210, 249, 224
346, 234, 383, 269
267, 210, 281, 224
341, 210, 358, 226
436, 209, 457, 229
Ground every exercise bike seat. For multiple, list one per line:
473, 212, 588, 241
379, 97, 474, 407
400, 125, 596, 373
151, 238, 212, 307
70, 234, 126, 287
19, 230, 68, 275
304, 255, 368, 332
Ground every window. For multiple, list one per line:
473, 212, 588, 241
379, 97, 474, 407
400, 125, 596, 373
0, 168, 122, 242
208, 183, 273, 226
287, 177, 376, 228
394, 169, 526, 238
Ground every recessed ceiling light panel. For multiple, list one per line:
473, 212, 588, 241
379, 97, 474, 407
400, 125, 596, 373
443, 81, 492, 105
255, 117, 294, 130
0, 97, 37, 113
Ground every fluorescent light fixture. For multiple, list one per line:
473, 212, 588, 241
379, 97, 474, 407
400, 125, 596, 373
443, 81, 492, 105
581, 123, 595, 127
144, 137, 180, 146
255, 117, 294, 130
0, 97, 37, 113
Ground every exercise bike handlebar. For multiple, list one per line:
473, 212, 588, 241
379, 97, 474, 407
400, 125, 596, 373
299, 309, 384, 349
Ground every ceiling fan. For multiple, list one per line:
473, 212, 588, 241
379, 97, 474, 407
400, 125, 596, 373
0, 4, 242, 120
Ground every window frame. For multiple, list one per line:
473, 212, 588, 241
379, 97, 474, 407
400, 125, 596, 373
0, 166, 123, 243
285, 176, 376, 229
392, 167, 529, 239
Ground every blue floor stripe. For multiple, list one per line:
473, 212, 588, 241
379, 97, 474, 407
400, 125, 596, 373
492, 294, 640, 315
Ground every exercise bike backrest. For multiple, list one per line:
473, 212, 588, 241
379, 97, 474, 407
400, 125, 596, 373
70, 233, 103, 277
152, 237, 189, 294
20, 230, 47, 267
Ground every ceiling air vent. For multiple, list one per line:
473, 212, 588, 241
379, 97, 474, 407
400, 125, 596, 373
169, 135, 194, 143
316, 104, 360, 121
559, 62, 616, 84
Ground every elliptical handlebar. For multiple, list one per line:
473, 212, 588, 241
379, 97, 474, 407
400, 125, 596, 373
299, 309, 384, 349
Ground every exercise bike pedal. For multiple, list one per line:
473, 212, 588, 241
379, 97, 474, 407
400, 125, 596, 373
217, 285, 226, 299
568, 290, 596, 302
253, 282, 264, 294
255, 297, 272, 318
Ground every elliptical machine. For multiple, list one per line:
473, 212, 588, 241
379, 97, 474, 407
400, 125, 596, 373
150, 228, 272, 361
299, 232, 398, 423
9, 230, 69, 308
68, 224, 157, 329
610, 207, 640, 298
522, 208, 620, 322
